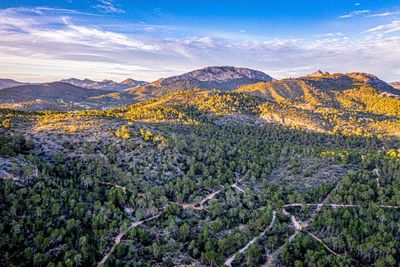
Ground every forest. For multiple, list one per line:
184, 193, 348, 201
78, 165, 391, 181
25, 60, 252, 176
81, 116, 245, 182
1, 87, 400, 267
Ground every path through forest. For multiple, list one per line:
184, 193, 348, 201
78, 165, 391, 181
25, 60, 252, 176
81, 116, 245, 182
225, 211, 276, 266
97, 214, 161, 266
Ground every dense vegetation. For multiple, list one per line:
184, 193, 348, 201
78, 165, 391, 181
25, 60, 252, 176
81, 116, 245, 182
1, 84, 400, 266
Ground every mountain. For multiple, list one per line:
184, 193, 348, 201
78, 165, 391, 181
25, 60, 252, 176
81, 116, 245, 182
307, 70, 325, 77
390, 82, 400, 90
109, 66, 274, 102
159, 66, 273, 87
0, 79, 25, 90
60, 78, 147, 92
232, 72, 400, 136
236, 72, 397, 105
0, 82, 108, 110
99, 71, 400, 137
95, 73, 400, 138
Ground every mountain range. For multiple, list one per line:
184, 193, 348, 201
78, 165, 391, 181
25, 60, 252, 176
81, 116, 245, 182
60, 78, 147, 92
0, 66, 274, 110
99, 66, 274, 104
0, 82, 106, 110
0, 79, 25, 90
0, 67, 398, 116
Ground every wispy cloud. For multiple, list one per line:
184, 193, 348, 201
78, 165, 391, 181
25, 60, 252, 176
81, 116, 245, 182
94, 0, 125, 14
0, 6, 400, 82
368, 11, 400, 17
339, 9, 370, 18
367, 20, 400, 33
33, 7, 99, 16
315, 32, 343, 37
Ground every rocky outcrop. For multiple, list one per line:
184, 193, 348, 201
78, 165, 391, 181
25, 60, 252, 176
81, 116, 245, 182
0, 157, 39, 185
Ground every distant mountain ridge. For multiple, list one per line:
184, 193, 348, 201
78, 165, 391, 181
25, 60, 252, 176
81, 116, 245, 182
60, 78, 147, 92
391, 82, 400, 90
0, 79, 26, 90
0, 68, 397, 113
0, 82, 107, 110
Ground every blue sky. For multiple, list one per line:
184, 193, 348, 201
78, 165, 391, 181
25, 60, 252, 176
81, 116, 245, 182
0, 0, 400, 82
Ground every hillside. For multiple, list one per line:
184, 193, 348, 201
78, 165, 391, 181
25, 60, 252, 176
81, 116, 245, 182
86, 82, 400, 139
0, 82, 108, 110
61, 78, 147, 92
0, 79, 25, 90
95, 89, 265, 125
236, 72, 396, 104
232, 73, 400, 137
2, 86, 400, 266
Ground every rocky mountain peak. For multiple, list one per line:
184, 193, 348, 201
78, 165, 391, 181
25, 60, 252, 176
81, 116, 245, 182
161, 66, 273, 86
308, 70, 326, 77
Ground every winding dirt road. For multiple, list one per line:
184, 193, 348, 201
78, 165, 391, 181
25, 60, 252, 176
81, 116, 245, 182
225, 211, 276, 266
283, 203, 400, 209
97, 214, 161, 266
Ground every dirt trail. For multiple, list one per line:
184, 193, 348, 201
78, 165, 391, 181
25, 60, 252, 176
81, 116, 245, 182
99, 182, 127, 193
177, 178, 245, 210
262, 230, 299, 267
176, 189, 223, 210
225, 211, 276, 266
97, 214, 161, 266
282, 209, 305, 230
231, 183, 245, 193
306, 231, 339, 256
283, 203, 400, 209
264, 179, 343, 266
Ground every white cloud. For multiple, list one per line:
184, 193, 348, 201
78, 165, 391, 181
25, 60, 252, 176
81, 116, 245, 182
369, 11, 400, 17
60, 18, 161, 51
367, 20, 400, 33
315, 32, 343, 37
94, 0, 125, 14
339, 10, 370, 18
0, 6, 400, 82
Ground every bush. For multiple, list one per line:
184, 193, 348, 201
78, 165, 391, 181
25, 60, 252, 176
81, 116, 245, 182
2, 119, 12, 129
115, 125, 131, 139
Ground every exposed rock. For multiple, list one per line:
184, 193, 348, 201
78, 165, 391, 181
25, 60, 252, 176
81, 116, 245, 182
0, 157, 39, 185
160, 66, 273, 86
308, 70, 325, 77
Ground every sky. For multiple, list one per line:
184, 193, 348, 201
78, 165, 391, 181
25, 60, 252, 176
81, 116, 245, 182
0, 0, 400, 82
